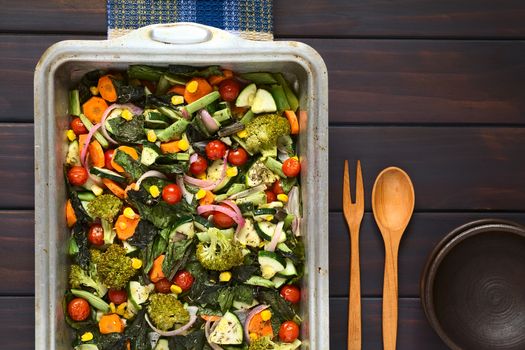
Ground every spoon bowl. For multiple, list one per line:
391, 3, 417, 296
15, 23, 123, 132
372, 167, 415, 350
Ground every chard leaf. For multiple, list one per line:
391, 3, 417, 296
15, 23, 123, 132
107, 114, 145, 144
167, 65, 222, 78
127, 219, 158, 249
113, 150, 146, 181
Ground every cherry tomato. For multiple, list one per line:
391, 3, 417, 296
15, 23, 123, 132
162, 184, 182, 205
282, 157, 301, 177
280, 285, 301, 304
279, 320, 300, 343
108, 289, 128, 305
67, 297, 90, 321
154, 278, 172, 294
88, 224, 104, 246
67, 166, 88, 186
104, 149, 116, 170
205, 140, 227, 161
218, 79, 241, 102
227, 147, 249, 166
213, 203, 236, 229
266, 190, 277, 203
173, 270, 194, 292
190, 154, 208, 176
70, 117, 88, 135
272, 180, 284, 195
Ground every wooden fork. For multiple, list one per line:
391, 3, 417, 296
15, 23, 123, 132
343, 160, 365, 350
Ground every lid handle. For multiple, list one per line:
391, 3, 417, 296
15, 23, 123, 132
150, 24, 212, 45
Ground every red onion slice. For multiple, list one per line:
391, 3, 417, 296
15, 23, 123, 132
189, 153, 199, 164
80, 123, 102, 169
199, 109, 220, 133
266, 221, 284, 252
145, 306, 198, 336
221, 200, 246, 234
100, 103, 144, 145
183, 175, 215, 188
287, 186, 301, 236
176, 175, 194, 204
244, 304, 270, 344
180, 108, 190, 120
197, 204, 243, 228
205, 319, 224, 350
135, 170, 167, 190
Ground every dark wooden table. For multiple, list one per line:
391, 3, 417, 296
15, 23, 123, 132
1, 1, 525, 348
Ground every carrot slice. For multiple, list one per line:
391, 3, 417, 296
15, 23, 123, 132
160, 141, 181, 154
248, 312, 274, 338
111, 146, 139, 173
184, 77, 213, 104
102, 178, 126, 199
124, 182, 137, 198
284, 110, 299, 135
167, 84, 186, 96
97, 75, 118, 102
115, 214, 140, 240
149, 254, 165, 282
82, 96, 108, 124
208, 69, 234, 86
78, 134, 88, 158
88, 140, 105, 167
66, 199, 77, 228
99, 314, 124, 334
201, 315, 222, 322
199, 190, 215, 206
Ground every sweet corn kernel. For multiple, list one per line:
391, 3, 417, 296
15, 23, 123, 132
116, 302, 127, 315
109, 302, 116, 313
123, 311, 134, 320
260, 310, 272, 321
81, 332, 94, 342
226, 167, 238, 177
121, 109, 133, 121
237, 130, 248, 138
265, 215, 274, 222
89, 86, 99, 95
291, 156, 299, 161
219, 271, 232, 282
170, 284, 182, 294
197, 172, 207, 180
147, 129, 157, 142
249, 333, 258, 341
149, 185, 160, 198
171, 95, 184, 105
186, 80, 198, 93
131, 258, 142, 270
123, 207, 136, 219
66, 130, 76, 141
178, 138, 189, 151
196, 189, 207, 200
92, 185, 104, 197
277, 194, 288, 203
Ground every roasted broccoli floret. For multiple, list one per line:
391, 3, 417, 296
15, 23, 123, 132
196, 228, 244, 271
68, 264, 107, 297
147, 293, 190, 331
95, 244, 136, 289
249, 336, 275, 350
86, 194, 123, 221
244, 113, 290, 154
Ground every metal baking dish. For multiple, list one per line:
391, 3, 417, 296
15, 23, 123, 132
34, 23, 328, 350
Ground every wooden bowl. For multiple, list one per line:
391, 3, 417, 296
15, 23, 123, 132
421, 220, 525, 349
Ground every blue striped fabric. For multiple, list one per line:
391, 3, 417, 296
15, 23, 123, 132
107, 0, 272, 40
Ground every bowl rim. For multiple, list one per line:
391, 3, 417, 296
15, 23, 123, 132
420, 219, 525, 349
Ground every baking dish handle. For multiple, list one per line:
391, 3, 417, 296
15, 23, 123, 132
113, 22, 261, 48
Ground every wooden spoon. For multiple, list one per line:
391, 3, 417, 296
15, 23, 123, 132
372, 167, 415, 350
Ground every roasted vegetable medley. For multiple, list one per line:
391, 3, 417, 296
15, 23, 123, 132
64, 65, 304, 350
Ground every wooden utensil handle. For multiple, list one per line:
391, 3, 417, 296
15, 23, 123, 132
382, 241, 399, 350
348, 223, 362, 350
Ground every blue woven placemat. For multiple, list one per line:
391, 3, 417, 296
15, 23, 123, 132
107, 0, 273, 40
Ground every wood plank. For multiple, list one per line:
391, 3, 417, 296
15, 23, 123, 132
0, 0, 106, 33
330, 297, 447, 349
275, 1, 525, 38
1, 0, 525, 38
301, 39, 525, 124
0, 297, 34, 350
0, 211, 34, 295
329, 212, 525, 297
3, 35, 525, 124
0, 35, 103, 122
329, 127, 525, 211
2, 124, 525, 211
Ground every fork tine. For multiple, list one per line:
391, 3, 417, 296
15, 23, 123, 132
355, 160, 364, 211
343, 160, 352, 210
